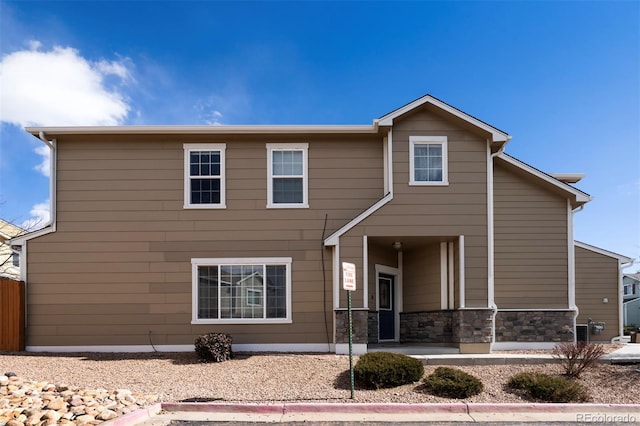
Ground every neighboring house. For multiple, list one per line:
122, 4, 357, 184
623, 273, 640, 328
623, 273, 640, 301
10, 94, 632, 354
0, 219, 24, 280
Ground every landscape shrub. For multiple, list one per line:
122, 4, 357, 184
194, 333, 233, 362
507, 371, 589, 403
354, 352, 424, 389
551, 342, 605, 378
423, 367, 483, 399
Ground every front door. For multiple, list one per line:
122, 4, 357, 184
378, 274, 395, 341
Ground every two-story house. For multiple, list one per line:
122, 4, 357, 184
1, 219, 24, 280
11, 95, 632, 353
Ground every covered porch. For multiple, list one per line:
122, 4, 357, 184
334, 235, 493, 354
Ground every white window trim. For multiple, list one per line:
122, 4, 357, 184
409, 136, 449, 186
183, 143, 226, 209
191, 257, 292, 325
266, 143, 309, 208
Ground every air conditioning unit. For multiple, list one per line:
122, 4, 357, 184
576, 324, 589, 343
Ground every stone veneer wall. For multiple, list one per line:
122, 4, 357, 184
335, 310, 368, 344
452, 309, 493, 343
400, 310, 493, 344
367, 311, 379, 343
400, 311, 453, 343
495, 310, 575, 342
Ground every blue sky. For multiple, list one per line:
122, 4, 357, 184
1, 1, 638, 269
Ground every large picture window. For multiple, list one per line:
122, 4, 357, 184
409, 136, 448, 186
267, 143, 308, 208
191, 257, 292, 324
184, 143, 226, 208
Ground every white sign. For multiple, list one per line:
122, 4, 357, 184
342, 262, 356, 291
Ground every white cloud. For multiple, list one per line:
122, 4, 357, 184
34, 145, 51, 177
20, 200, 50, 231
0, 42, 132, 126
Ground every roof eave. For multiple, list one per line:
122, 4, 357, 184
26, 124, 380, 136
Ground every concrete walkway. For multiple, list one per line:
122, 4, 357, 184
602, 343, 640, 363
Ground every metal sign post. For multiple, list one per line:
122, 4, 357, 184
342, 262, 356, 399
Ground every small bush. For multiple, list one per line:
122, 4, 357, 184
507, 371, 589, 403
552, 342, 605, 378
194, 333, 233, 362
354, 352, 424, 389
423, 367, 483, 399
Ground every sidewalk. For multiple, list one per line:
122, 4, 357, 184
108, 402, 640, 425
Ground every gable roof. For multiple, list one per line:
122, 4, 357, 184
496, 153, 591, 208
376, 94, 511, 144
575, 241, 633, 263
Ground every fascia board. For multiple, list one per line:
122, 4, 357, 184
496, 153, 592, 204
575, 241, 633, 263
9, 226, 54, 245
377, 95, 511, 143
26, 125, 378, 136
324, 193, 393, 246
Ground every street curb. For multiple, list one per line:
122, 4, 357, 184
105, 402, 640, 425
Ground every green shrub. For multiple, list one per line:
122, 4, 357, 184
354, 352, 424, 389
552, 342, 605, 378
194, 333, 233, 362
507, 371, 589, 403
423, 367, 483, 399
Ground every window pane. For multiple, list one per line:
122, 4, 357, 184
273, 178, 303, 203
190, 151, 220, 177
266, 265, 286, 318
191, 178, 221, 204
198, 266, 218, 319
414, 143, 443, 182
272, 150, 302, 176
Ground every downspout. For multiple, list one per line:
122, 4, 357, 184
487, 142, 505, 350
38, 131, 57, 232
569, 204, 584, 342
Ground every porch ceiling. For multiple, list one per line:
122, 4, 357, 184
368, 236, 455, 251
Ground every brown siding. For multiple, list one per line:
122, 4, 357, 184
26, 133, 384, 347
344, 108, 489, 307
575, 246, 620, 342
494, 163, 569, 308
403, 243, 441, 312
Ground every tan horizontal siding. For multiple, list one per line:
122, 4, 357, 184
575, 246, 620, 342
342, 108, 488, 308
25, 133, 378, 347
494, 163, 568, 309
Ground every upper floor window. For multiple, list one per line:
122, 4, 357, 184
624, 284, 632, 295
184, 144, 226, 208
12, 253, 19, 267
191, 257, 292, 324
409, 136, 448, 186
267, 143, 309, 208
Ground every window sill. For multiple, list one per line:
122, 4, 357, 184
183, 204, 227, 209
266, 203, 309, 209
408, 181, 449, 187
191, 318, 292, 325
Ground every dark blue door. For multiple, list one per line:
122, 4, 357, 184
378, 274, 395, 341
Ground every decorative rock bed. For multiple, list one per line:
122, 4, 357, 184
0, 373, 157, 425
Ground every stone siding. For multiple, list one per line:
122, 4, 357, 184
495, 310, 575, 342
452, 309, 493, 343
367, 311, 379, 343
400, 311, 453, 343
335, 310, 368, 344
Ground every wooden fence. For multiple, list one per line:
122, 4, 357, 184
0, 279, 25, 351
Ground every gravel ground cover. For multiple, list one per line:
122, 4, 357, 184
1, 349, 639, 406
